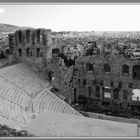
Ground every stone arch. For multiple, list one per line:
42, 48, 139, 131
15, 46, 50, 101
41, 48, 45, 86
86, 63, 93, 71
133, 65, 140, 80
95, 86, 100, 97
123, 90, 128, 100
0, 50, 6, 58
122, 64, 129, 74
18, 48, 22, 57
36, 48, 40, 57
104, 64, 111, 72
31, 31, 35, 46
26, 48, 30, 57
36, 30, 41, 43
26, 30, 30, 43
6, 49, 10, 55
48, 71, 55, 82
87, 86, 91, 97
52, 48, 60, 57
132, 89, 140, 101
113, 88, 119, 100
18, 30, 22, 43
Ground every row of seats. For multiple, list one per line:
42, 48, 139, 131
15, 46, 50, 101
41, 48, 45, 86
32, 89, 81, 116
0, 77, 31, 108
0, 63, 49, 97
0, 97, 32, 130
0, 63, 81, 131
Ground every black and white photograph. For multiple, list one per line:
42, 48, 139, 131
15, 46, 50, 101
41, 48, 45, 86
0, 3, 139, 137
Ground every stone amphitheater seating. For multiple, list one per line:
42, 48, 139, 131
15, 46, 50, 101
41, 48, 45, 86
0, 63, 81, 131
32, 89, 81, 116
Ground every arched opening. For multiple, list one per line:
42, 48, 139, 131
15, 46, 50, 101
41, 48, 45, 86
104, 64, 111, 72
87, 86, 91, 97
26, 48, 30, 57
6, 49, 9, 55
133, 65, 140, 80
42, 33, 46, 46
113, 88, 119, 100
31, 32, 35, 46
74, 88, 77, 102
26, 30, 30, 43
52, 48, 60, 57
18, 31, 22, 43
86, 63, 93, 72
36, 48, 40, 57
36, 30, 40, 43
132, 89, 140, 101
123, 90, 128, 100
122, 64, 129, 74
83, 79, 86, 86
95, 86, 100, 98
48, 71, 55, 82
104, 86, 111, 98
18, 49, 22, 57
0, 51, 6, 59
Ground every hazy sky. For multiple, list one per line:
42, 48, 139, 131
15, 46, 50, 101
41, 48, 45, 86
0, 4, 140, 31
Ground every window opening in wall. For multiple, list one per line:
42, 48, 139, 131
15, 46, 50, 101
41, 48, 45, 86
129, 83, 133, 88
113, 88, 119, 100
133, 65, 140, 80
100, 80, 103, 86
118, 82, 122, 88
83, 79, 86, 86
87, 86, 91, 97
18, 31, 22, 43
104, 64, 111, 72
18, 49, 22, 57
26, 30, 30, 43
6, 49, 9, 54
122, 64, 129, 74
37, 48, 40, 57
36, 30, 40, 43
132, 89, 140, 101
26, 48, 30, 57
104, 86, 111, 98
123, 90, 128, 100
42, 34, 46, 46
48, 71, 55, 82
95, 86, 100, 97
32, 32, 35, 46
0, 51, 6, 59
110, 81, 114, 87
86, 63, 93, 71
52, 48, 60, 57
93, 79, 97, 85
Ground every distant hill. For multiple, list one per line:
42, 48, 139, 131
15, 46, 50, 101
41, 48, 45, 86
0, 23, 34, 37
0, 23, 21, 34
0, 24, 34, 50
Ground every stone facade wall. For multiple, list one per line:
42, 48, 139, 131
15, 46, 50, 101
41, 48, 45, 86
47, 57, 74, 104
72, 54, 140, 107
12, 28, 52, 79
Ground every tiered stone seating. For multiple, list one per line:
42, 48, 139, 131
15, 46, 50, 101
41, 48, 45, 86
0, 63, 82, 132
32, 89, 81, 116
0, 63, 49, 97
0, 63, 50, 130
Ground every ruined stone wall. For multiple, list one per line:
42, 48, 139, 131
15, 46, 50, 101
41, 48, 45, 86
47, 57, 74, 104
72, 54, 140, 106
12, 28, 52, 79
